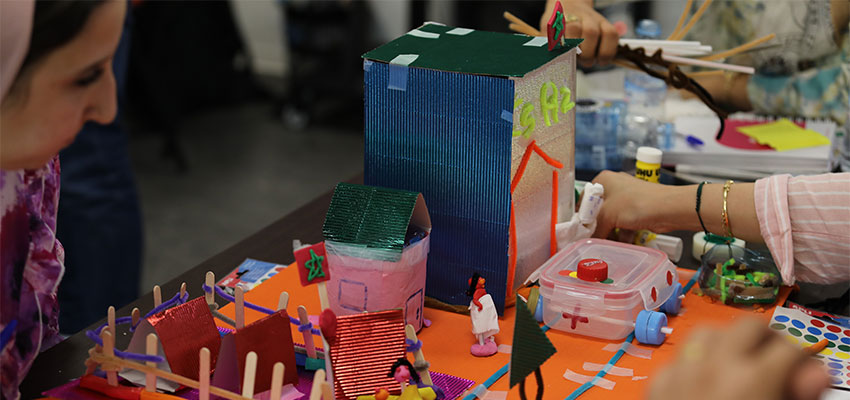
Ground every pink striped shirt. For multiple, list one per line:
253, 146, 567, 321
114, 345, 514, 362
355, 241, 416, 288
754, 173, 850, 285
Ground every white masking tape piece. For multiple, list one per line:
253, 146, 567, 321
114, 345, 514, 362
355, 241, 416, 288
582, 362, 634, 377
497, 344, 512, 354
481, 391, 507, 400
447, 27, 473, 36
632, 376, 649, 381
563, 369, 616, 390
602, 342, 653, 360
389, 54, 419, 66
576, 46, 583, 55
407, 29, 439, 39
523, 36, 547, 47
470, 384, 489, 399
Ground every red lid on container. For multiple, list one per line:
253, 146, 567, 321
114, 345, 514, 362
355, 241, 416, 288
577, 258, 608, 282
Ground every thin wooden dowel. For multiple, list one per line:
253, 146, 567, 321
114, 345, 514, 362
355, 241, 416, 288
199, 347, 211, 400
131, 307, 141, 327
270, 362, 284, 400
145, 334, 158, 391
503, 11, 542, 36
321, 382, 333, 400
667, 0, 694, 40
241, 351, 257, 398
509, 22, 539, 37
277, 291, 290, 311
688, 70, 724, 78
663, 53, 755, 74
153, 285, 162, 307
298, 306, 318, 359
89, 351, 253, 400
205, 272, 215, 305
670, 0, 713, 41
235, 286, 245, 330
699, 33, 775, 61
180, 282, 187, 298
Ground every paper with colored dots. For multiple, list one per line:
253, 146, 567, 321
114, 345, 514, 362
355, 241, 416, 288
769, 306, 850, 389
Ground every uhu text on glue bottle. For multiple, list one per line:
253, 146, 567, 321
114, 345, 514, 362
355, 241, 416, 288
635, 146, 662, 183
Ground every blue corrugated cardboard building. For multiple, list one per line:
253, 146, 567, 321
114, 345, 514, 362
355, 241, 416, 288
363, 23, 581, 313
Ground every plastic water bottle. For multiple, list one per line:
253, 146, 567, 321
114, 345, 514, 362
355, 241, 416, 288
624, 20, 667, 121
575, 99, 626, 170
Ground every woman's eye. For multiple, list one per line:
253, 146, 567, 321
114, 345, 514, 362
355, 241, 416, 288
74, 68, 104, 87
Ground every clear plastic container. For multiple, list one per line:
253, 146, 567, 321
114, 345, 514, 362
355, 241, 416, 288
624, 19, 667, 121
537, 239, 678, 340
575, 99, 625, 171
697, 244, 781, 305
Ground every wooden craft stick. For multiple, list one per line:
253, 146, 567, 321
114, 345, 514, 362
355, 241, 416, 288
199, 347, 211, 400
662, 53, 755, 74
298, 306, 318, 359
153, 285, 162, 307
241, 351, 257, 398
405, 324, 432, 385
101, 330, 119, 386
699, 33, 775, 61
145, 334, 158, 391
277, 291, 290, 311
89, 351, 253, 400
503, 11, 541, 37
235, 286, 245, 330
667, 0, 694, 39
180, 282, 187, 298
132, 307, 141, 327
108, 306, 116, 336
509, 22, 539, 37
270, 362, 284, 400
205, 271, 215, 305
310, 369, 326, 400
670, 0, 713, 41
321, 381, 334, 400
317, 282, 329, 311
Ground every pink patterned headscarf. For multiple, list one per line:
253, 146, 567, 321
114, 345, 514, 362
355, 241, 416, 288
1, 0, 34, 102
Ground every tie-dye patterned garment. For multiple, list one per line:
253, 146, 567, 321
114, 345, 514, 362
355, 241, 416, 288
686, 0, 849, 124
1, 156, 64, 400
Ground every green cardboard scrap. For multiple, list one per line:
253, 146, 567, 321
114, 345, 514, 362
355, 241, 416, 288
509, 296, 557, 388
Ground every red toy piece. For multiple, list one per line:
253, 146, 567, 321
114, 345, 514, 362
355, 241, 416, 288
234, 310, 299, 392
546, 1, 565, 51
294, 241, 330, 286
576, 258, 608, 282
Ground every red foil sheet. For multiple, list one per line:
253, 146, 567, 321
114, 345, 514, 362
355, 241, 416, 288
329, 309, 407, 400
148, 297, 221, 379
234, 310, 299, 392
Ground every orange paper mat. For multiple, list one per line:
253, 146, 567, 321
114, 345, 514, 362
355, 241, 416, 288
217, 264, 790, 399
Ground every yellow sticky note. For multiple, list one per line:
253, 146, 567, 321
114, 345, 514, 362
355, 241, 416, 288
737, 119, 831, 152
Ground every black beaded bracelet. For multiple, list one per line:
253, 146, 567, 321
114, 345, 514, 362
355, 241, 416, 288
695, 181, 709, 234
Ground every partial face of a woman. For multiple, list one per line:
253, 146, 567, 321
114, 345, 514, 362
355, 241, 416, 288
0, 0, 126, 170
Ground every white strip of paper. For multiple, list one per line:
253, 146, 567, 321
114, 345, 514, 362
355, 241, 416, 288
497, 344, 512, 354
482, 390, 508, 400
632, 376, 649, 381
389, 54, 419, 66
582, 362, 634, 376
563, 369, 616, 390
523, 37, 547, 47
407, 29, 440, 39
447, 27, 473, 36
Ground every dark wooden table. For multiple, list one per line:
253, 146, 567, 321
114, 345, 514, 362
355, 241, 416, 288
20, 171, 702, 398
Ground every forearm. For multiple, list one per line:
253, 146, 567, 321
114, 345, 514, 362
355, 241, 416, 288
657, 182, 763, 243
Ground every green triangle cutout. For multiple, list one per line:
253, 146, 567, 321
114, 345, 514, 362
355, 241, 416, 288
509, 295, 557, 388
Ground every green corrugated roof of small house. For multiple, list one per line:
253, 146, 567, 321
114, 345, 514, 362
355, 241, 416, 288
362, 23, 582, 77
322, 183, 421, 253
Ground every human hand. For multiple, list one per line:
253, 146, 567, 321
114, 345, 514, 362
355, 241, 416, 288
648, 318, 830, 400
590, 170, 688, 239
539, 0, 619, 67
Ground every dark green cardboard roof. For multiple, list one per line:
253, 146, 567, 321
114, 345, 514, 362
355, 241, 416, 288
323, 183, 424, 254
362, 23, 582, 77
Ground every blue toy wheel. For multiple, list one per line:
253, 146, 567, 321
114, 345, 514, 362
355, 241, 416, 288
660, 283, 683, 315
635, 310, 668, 345
534, 295, 545, 322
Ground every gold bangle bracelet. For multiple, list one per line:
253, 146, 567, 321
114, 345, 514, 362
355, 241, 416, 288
721, 180, 734, 238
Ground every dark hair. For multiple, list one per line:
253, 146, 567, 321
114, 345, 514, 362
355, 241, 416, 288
6, 0, 104, 98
